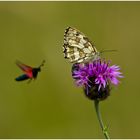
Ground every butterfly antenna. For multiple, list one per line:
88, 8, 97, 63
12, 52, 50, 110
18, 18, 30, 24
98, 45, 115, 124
100, 49, 118, 54
39, 60, 45, 68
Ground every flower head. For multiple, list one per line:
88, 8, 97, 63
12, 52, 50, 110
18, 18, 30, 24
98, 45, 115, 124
72, 59, 123, 100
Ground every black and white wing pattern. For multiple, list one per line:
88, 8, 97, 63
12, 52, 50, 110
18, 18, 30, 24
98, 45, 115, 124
63, 27, 99, 63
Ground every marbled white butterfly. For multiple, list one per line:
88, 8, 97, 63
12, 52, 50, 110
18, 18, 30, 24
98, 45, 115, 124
63, 27, 100, 63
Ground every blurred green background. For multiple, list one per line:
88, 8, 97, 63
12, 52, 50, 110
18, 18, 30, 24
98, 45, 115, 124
0, 1, 139, 138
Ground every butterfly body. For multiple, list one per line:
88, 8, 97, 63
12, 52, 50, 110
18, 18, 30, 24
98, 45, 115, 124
15, 60, 45, 82
63, 27, 100, 63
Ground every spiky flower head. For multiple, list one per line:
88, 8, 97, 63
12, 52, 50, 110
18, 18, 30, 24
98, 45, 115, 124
72, 59, 123, 100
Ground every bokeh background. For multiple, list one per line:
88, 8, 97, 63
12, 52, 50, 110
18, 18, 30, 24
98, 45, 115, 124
0, 1, 139, 138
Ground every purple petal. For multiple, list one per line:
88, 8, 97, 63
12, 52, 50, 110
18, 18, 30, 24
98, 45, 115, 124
110, 77, 119, 85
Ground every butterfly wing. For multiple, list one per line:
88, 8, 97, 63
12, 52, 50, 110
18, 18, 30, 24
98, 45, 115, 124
15, 74, 30, 81
16, 60, 33, 77
63, 27, 98, 63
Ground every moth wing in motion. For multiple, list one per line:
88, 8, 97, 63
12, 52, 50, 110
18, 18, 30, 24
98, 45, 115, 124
16, 60, 33, 77
15, 74, 30, 81
16, 60, 33, 72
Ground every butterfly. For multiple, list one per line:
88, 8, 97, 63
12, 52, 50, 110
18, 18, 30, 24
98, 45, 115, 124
15, 60, 45, 83
63, 27, 100, 63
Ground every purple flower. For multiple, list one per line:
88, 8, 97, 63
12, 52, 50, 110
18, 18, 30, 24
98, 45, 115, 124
72, 59, 123, 100
72, 64, 89, 86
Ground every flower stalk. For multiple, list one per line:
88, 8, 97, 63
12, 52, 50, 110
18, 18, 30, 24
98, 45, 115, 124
94, 100, 110, 139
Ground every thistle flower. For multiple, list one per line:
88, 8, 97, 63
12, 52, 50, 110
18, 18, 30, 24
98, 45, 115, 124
72, 59, 123, 100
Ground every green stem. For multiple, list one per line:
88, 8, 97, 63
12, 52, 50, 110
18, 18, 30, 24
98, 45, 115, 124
94, 100, 110, 139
